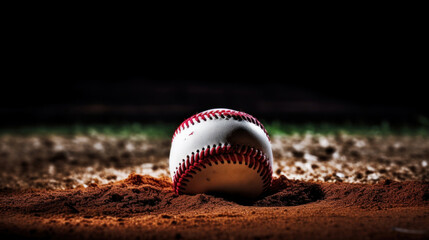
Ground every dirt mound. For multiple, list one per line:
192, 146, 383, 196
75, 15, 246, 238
322, 180, 429, 209
1, 174, 428, 219
124, 173, 171, 188
1, 174, 429, 240
0, 175, 237, 217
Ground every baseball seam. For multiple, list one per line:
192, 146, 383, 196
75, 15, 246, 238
173, 143, 273, 195
172, 109, 270, 142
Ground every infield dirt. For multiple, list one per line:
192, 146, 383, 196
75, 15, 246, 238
0, 174, 428, 239
0, 134, 428, 239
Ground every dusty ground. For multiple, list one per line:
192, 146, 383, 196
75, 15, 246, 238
0, 134, 428, 189
0, 134, 428, 239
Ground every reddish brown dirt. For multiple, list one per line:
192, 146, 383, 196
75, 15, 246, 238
1, 174, 428, 239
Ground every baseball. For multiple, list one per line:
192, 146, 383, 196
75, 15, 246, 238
169, 108, 273, 198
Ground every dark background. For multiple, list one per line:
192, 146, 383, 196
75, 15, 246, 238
1, 69, 426, 126
1, 20, 427, 126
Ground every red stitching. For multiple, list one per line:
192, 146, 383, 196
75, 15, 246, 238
172, 143, 273, 195
172, 109, 270, 142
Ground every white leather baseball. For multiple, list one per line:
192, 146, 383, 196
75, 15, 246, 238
169, 108, 273, 198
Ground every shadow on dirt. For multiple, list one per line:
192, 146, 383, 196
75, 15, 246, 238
208, 175, 324, 206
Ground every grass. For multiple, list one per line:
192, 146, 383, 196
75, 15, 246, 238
0, 118, 428, 138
